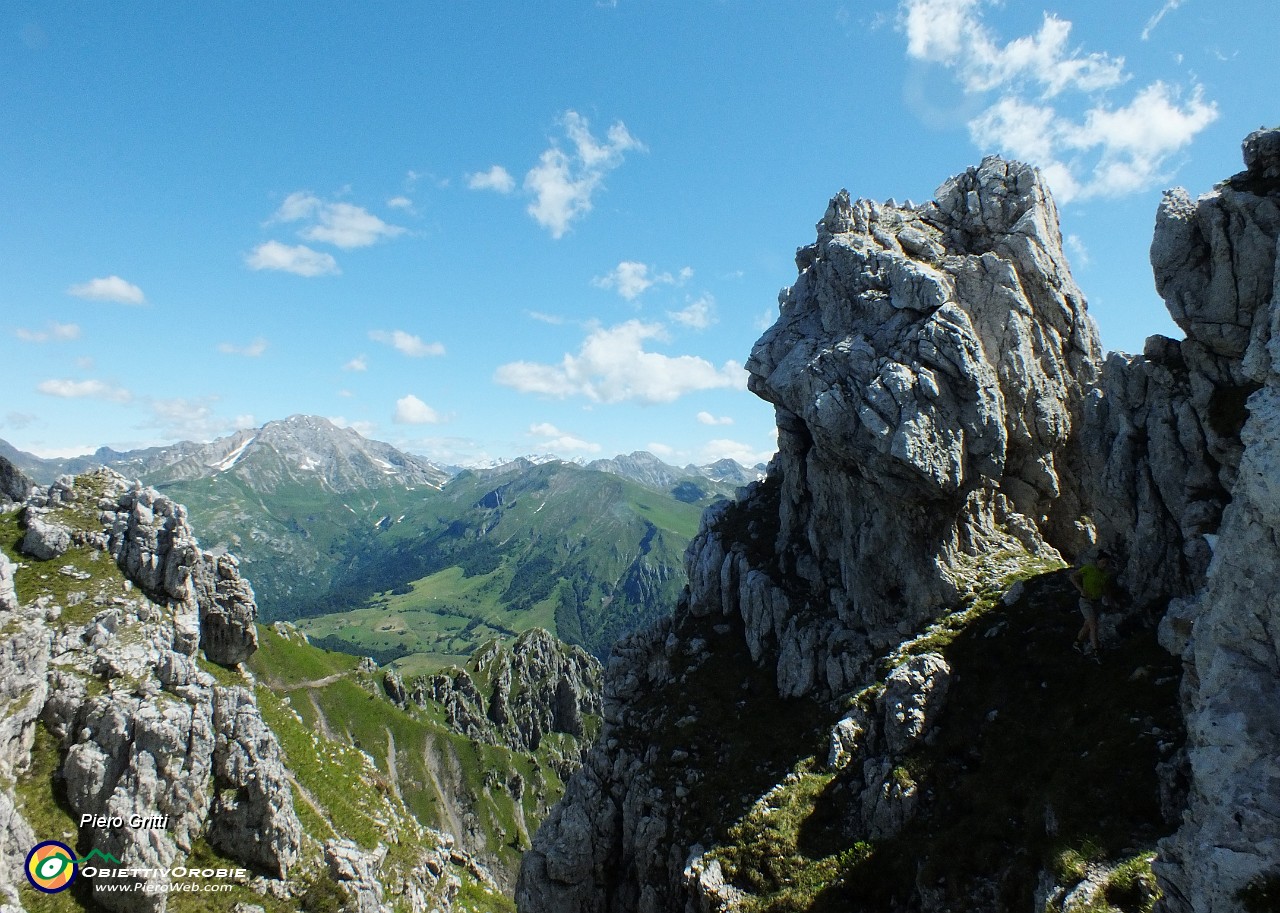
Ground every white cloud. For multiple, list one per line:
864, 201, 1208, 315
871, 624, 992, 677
697, 411, 734, 426
669, 295, 716, 330
246, 241, 340, 277
528, 422, 601, 454
302, 202, 406, 249
593, 261, 690, 300
647, 441, 676, 458
369, 330, 445, 358
1142, 0, 1184, 40
467, 165, 517, 193
67, 275, 145, 305
273, 191, 323, 222
217, 337, 268, 357
698, 438, 776, 466
270, 191, 405, 249
524, 111, 644, 238
899, 0, 1218, 202
594, 261, 656, 300
387, 196, 415, 210
527, 311, 566, 325
494, 320, 744, 404
394, 394, 441, 425
37, 378, 132, 403
15, 322, 80, 343
902, 0, 1126, 97
343, 355, 368, 372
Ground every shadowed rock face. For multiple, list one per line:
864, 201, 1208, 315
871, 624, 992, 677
1146, 127, 1280, 913
517, 130, 1280, 913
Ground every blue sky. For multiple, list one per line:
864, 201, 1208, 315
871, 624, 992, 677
2, 1, 1274, 465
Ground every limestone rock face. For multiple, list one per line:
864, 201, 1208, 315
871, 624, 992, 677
747, 158, 1098, 663
1148, 127, 1280, 913
0, 554, 48, 913
107, 483, 259, 665
518, 136, 1280, 913
518, 158, 1106, 913
208, 687, 302, 877
19, 510, 72, 560
0, 470, 300, 912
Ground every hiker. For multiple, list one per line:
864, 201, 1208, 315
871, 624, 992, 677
1070, 550, 1115, 659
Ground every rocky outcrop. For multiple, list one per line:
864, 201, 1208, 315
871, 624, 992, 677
0, 456, 32, 505
18, 510, 72, 560
1146, 129, 1280, 913
519, 131, 1280, 913
1, 470, 300, 912
520, 156, 1108, 913
421, 628, 602, 754
106, 482, 259, 665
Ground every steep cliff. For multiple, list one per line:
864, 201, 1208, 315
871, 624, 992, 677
1146, 129, 1280, 913
517, 130, 1280, 913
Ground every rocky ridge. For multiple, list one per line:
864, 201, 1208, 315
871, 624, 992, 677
516, 130, 1280, 913
399, 628, 603, 759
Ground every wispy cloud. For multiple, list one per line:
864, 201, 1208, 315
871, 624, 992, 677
37, 378, 133, 403
1065, 233, 1091, 267
593, 261, 691, 301
669, 294, 716, 330
143, 397, 254, 441
528, 422, 601, 454
494, 320, 743, 404
1141, 0, 1185, 40
697, 411, 734, 426
467, 165, 517, 193
330, 416, 378, 437
393, 394, 441, 424
245, 241, 340, 277
369, 329, 445, 358
217, 337, 268, 357
15, 322, 80, 343
272, 191, 406, 249
343, 355, 368, 372
67, 275, 145, 305
386, 196, 415, 210
524, 111, 645, 238
898, 0, 1217, 202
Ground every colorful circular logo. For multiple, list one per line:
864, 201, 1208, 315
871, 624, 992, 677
25, 841, 77, 893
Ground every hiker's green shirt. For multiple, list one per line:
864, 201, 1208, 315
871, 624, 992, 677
1079, 565, 1110, 600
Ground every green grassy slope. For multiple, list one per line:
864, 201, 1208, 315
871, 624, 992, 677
248, 625, 578, 883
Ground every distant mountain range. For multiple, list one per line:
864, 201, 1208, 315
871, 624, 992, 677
2, 416, 764, 663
